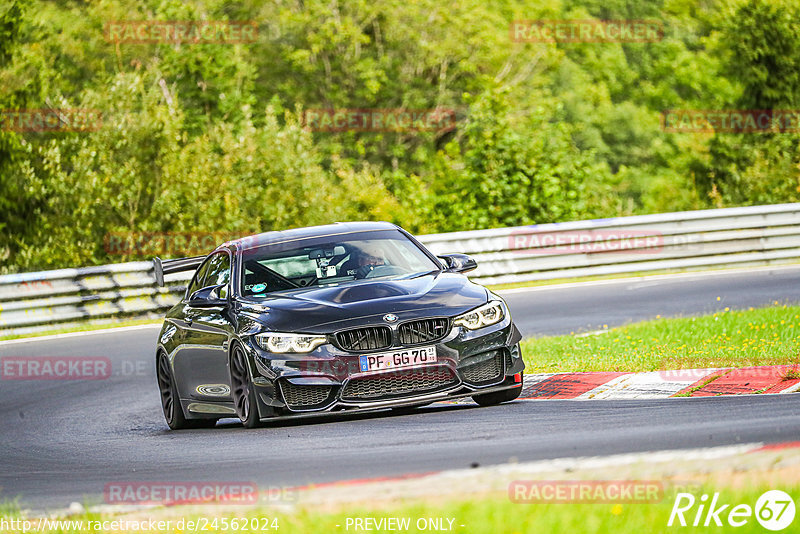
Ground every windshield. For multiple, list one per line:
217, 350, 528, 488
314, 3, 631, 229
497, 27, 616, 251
239, 229, 440, 297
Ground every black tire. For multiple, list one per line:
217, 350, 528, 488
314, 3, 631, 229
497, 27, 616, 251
471, 380, 523, 407
230, 344, 262, 428
156, 352, 217, 430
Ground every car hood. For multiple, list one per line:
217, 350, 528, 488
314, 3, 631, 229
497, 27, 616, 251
238, 272, 488, 332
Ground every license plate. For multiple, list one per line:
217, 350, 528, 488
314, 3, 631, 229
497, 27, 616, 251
359, 346, 437, 372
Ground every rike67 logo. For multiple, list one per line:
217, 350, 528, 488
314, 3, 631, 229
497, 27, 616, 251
669, 490, 795, 531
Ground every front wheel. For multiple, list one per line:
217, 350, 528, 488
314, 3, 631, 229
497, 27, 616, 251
156, 352, 216, 429
471, 379, 523, 407
230, 345, 262, 428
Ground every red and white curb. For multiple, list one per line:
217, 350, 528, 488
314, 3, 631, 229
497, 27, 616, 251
513, 366, 800, 400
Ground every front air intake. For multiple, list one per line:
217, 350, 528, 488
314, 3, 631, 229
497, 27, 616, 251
398, 318, 450, 345
335, 326, 393, 352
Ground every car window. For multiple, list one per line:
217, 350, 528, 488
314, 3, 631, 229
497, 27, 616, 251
186, 257, 213, 298
185, 252, 231, 299
204, 253, 231, 286
203, 252, 231, 298
241, 229, 439, 297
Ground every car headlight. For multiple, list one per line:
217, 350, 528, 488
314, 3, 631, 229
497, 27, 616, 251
255, 332, 328, 353
453, 301, 505, 330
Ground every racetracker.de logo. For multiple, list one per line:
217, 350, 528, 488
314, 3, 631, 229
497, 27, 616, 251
509, 480, 664, 503
104, 482, 259, 505
662, 110, 800, 133
658, 365, 800, 381
508, 229, 665, 255
303, 108, 457, 132
104, 231, 249, 257
1, 357, 111, 380
0, 109, 102, 132
104, 21, 258, 44
510, 20, 664, 43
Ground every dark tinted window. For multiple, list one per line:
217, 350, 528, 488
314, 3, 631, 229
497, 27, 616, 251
186, 258, 212, 298
186, 252, 230, 298
203, 252, 231, 298
204, 252, 231, 288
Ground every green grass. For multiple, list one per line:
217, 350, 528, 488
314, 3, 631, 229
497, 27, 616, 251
520, 305, 800, 373
0, 318, 161, 341
783, 368, 800, 380
2, 482, 796, 533
672, 374, 723, 397
274, 485, 800, 534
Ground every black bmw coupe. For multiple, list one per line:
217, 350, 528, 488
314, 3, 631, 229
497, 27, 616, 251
153, 222, 525, 429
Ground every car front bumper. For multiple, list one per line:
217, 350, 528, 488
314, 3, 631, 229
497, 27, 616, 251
243, 316, 525, 419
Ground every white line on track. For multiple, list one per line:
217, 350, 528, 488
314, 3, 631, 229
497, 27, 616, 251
0, 323, 161, 346
495, 264, 800, 295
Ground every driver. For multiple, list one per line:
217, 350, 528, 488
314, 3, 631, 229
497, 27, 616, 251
343, 243, 386, 278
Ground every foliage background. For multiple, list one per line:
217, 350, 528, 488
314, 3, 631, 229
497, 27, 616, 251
1, 0, 799, 271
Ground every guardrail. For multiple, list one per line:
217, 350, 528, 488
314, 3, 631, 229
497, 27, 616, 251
2, 203, 799, 336
421, 202, 800, 285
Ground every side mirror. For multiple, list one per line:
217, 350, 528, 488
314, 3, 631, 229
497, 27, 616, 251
438, 253, 478, 274
188, 284, 229, 307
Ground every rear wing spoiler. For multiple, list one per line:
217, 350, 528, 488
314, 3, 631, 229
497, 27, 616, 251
152, 255, 205, 287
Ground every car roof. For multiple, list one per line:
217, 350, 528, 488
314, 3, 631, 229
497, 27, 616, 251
221, 221, 401, 251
